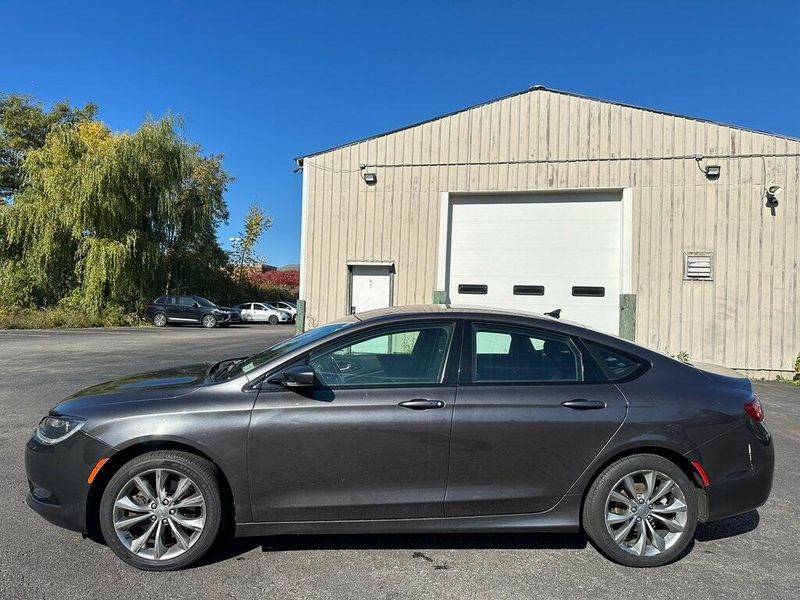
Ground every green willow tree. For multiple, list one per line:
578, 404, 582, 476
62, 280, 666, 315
0, 107, 232, 312
0, 94, 97, 201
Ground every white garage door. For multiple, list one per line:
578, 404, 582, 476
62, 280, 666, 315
447, 192, 625, 334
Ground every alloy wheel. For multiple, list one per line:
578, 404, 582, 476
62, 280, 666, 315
153, 313, 167, 327
112, 468, 206, 561
604, 469, 688, 557
202, 315, 216, 328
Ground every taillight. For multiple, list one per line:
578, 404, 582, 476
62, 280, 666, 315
744, 395, 764, 422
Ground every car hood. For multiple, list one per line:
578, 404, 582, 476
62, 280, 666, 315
213, 306, 239, 313
53, 364, 210, 414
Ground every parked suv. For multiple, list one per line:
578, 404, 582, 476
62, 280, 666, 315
144, 295, 240, 328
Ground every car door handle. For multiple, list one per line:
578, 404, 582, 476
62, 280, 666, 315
561, 399, 606, 410
399, 399, 446, 410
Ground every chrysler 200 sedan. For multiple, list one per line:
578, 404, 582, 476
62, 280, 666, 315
25, 305, 773, 570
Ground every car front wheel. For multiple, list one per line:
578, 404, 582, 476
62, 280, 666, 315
268, 315, 278, 325
582, 454, 697, 567
98, 450, 223, 571
202, 314, 217, 328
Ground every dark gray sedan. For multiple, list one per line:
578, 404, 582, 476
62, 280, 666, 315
25, 305, 774, 570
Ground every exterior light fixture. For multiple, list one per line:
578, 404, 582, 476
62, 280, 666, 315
694, 156, 721, 180
360, 164, 377, 185
765, 184, 782, 215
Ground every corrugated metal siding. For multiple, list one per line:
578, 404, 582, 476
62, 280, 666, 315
301, 89, 800, 373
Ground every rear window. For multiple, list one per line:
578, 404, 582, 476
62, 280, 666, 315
583, 341, 645, 381
154, 297, 166, 304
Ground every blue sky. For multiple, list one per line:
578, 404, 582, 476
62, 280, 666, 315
5, 1, 799, 266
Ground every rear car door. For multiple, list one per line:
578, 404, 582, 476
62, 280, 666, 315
444, 321, 627, 516
164, 296, 183, 322
238, 303, 252, 321
247, 320, 461, 522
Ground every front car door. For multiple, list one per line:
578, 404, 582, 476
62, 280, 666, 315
178, 295, 201, 322
444, 320, 627, 516
247, 320, 461, 522
253, 303, 272, 322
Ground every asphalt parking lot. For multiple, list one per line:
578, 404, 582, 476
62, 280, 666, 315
0, 326, 798, 600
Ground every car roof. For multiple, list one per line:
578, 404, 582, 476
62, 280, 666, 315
353, 303, 574, 325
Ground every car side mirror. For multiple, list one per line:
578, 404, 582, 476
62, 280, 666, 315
280, 364, 315, 388
193, 302, 200, 308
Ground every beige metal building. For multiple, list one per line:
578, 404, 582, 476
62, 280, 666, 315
295, 86, 799, 378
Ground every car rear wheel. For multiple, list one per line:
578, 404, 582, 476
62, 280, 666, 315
98, 451, 223, 571
152, 313, 167, 327
268, 315, 278, 325
202, 314, 217, 328
583, 454, 697, 567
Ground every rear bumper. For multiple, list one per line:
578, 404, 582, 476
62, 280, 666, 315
687, 420, 774, 522
25, 431, 115, 534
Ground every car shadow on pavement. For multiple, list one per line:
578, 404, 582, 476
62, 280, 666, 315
694, 509, 760, 542
262, 532, 588, 552
194, 512, 759, 568
196, 532, 587, 567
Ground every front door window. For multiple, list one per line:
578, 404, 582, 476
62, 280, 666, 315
309, 323, 454, 387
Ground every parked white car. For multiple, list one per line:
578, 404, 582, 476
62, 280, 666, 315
237, 302, 292, 325
271, 301, 297, 320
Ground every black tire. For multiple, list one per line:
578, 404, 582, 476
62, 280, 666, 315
583, 454, 697, 567
268, 315, 278, 325
98, 450, 223, 571
152, 313, 168, 327
202, 314, 217, 328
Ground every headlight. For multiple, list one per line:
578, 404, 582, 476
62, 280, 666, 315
34, 415, 85, 445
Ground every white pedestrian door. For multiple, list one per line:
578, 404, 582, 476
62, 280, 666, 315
447, 192, 625, 334
350, 265, 392, 314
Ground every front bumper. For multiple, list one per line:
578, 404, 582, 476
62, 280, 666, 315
215, 312, 240, 324
688, 420, 774, 522
25, 431, 115, 533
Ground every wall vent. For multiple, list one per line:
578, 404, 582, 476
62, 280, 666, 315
684, 252, 713, 281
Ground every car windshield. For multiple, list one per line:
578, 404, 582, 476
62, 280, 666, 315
225, 320, 356, 379
195, 297, 217, 307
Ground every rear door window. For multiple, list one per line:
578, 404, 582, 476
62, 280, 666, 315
472, 324, 582, 383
